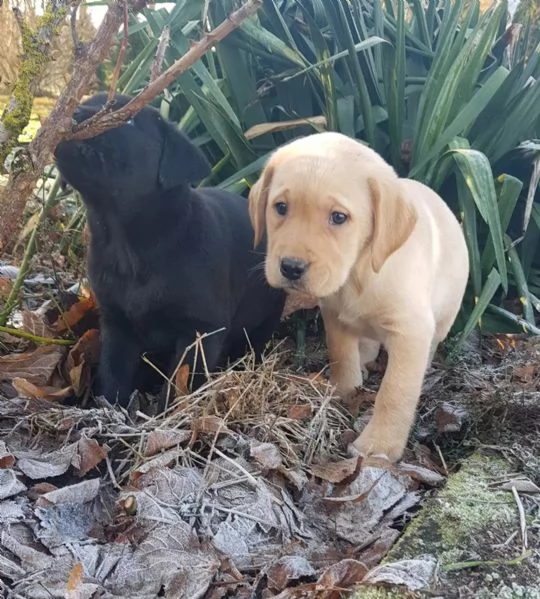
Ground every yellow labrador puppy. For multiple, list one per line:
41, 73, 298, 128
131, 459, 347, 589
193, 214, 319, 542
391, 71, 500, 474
249, 132, 469, 461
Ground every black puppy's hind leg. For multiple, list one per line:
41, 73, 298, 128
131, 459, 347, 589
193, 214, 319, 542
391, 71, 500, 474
158, 330, 226, 412
97, 321, 142, 408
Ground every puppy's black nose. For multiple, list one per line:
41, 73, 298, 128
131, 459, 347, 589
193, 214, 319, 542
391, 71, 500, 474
280, 257, 308, 281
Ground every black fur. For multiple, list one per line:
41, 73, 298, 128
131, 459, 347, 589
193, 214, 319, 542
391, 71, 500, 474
54, 93, 285, 408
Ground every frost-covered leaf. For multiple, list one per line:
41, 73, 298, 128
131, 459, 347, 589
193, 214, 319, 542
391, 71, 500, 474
317, 558, 368, 589
0, 440, 15, 468
250, 440, 283, 471
362, 555, 438, 591
39, 478, 101, 505
15, 443, 78, 479
0, 345, 66, 387
0, 470, 26, 500
73, 437, 108, 477
266, 555, 316, 592
108, 522, 220, 598
144, 429, 191, 456
310, 456, 360, 483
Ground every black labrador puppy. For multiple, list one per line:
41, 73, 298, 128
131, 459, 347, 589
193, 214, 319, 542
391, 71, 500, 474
54, 93, 285, 408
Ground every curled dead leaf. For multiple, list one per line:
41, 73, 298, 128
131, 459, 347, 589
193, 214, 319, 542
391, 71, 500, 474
175, 363, 191, 395
0, 440, 15, 468
317, 558, 368, 590
144, 429, 191, 457
266, 556, 316, 592
249, 440, 283, 471
244, 116, 327, 141
397, 462, 446, 487
281, 290, 319, 319
0, 276, 12, 298
0, 344, 66, 387
435, 402, 468, 434
287, 404, 312, 420
190, 415, 232, 445
21, 307, 55, 338
65, 328, 100, 397
11, 377, 73, 401
73, 437, 108, 477
48, 294, 97, 334
310, 456, 361, 484
66, 562, 83, 595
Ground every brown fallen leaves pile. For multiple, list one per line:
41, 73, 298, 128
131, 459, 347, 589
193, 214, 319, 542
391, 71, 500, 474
0, 287, 539, 598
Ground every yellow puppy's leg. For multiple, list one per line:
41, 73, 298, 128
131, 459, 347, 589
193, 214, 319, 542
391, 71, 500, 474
358, 337, 380, 374
323, 310, 363, 396
352, 323, 433, 461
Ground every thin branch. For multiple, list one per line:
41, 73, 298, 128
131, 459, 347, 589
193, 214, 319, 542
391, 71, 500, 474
108, 0, 130, 101
70, 0, 262, 141
0, 0, 148, 253
150, 25, 170, 83
511, 485, 528, 552
70, 0, 84, 59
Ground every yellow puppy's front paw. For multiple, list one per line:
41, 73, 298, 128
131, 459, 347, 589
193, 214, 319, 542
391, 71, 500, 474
331, 376, 363, 399
350, 420, 408, 463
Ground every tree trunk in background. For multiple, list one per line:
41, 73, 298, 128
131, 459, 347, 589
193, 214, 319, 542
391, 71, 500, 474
0, 2, 96, 98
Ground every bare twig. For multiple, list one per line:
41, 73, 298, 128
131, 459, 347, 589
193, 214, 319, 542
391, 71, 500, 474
0, 0, 148, 254
511, 485, 529, 552
70, 0, 83, 58
70, 0, 262, 140
0, 325, 74, 346
150, 25, 170, 83
108, 0, 130, 101
0, 0, 261, 255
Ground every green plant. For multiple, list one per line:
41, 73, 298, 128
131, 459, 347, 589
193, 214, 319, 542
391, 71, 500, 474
61, 0, 540, 342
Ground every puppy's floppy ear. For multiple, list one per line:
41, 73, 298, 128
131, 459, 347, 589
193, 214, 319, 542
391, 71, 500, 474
369, 176, 417, 273
248, 165, 275, 247
158, 120, 211, 190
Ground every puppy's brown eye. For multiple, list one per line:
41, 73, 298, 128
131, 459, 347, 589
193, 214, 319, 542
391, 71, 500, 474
275, 202, 288, 216
330, 211, 348, 225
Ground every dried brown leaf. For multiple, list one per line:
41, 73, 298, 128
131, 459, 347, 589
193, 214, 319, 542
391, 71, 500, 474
250, 440, 283, 471
130, 448, 186, 482
361, 556, 438, 591
21, 308, 54, 338
175, 364, 191, 395
244, 116, 327, 141
11, 377, 73, 401
310, 456, 360, 484
144, 429, 191, 457
15, 443, 78, 479
287, 404, 312, 420
190, 416, 232, 444
65, 328, 100, 396
0, 440, 15, 468
493, 477, 540, 494
435, 402, 468, 434
317, 558, 368, 590
397, 462, 446, 487
49, 295, 97, 333
0, 276, 12, 298
40, 478, 101, 505
66, 562, 84, 594
73, 437, 108, 477
266, 556, 316, 592
281, 290, 319, 319
0, 345, 66, 386
513, 364, 536, 383
0, 469, 27, 499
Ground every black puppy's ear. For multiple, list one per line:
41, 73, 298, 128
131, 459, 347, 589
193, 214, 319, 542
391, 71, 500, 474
158, 120, 211, 189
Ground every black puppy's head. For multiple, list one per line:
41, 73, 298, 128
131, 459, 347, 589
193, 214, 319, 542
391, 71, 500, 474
54, 93, 211, 201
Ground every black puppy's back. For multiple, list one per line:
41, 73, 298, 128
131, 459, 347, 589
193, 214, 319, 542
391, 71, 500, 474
54, 94, 285, 406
